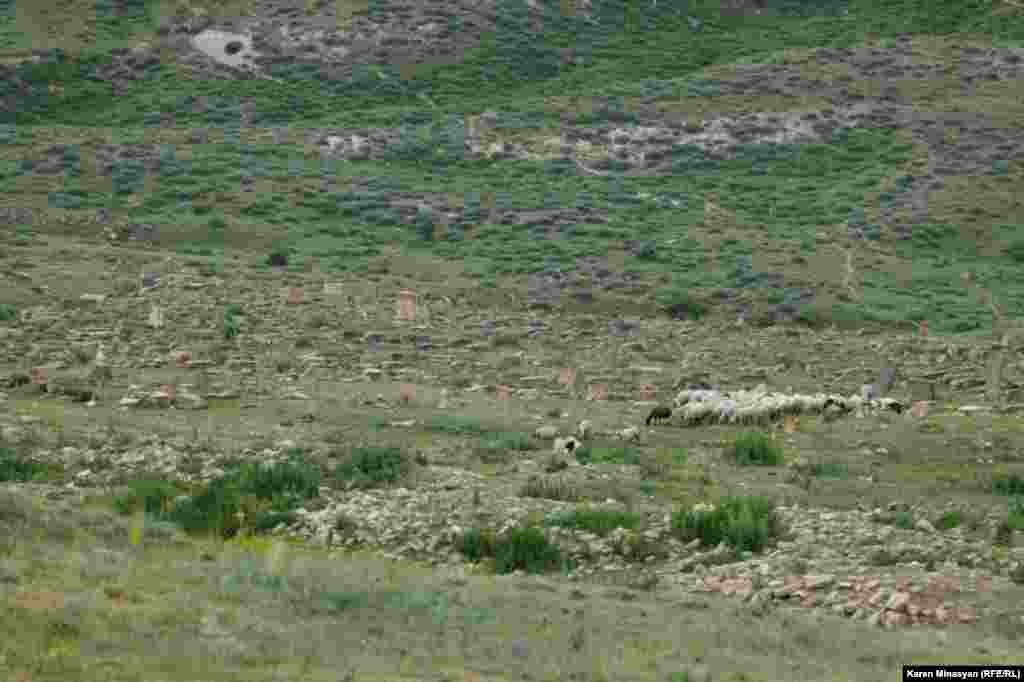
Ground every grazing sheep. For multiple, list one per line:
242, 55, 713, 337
877, 397, 905, 415
645, 406, 672, 426
681, 401, 714, 426
618, 426, 641, 442
713, 398, 738, 425
736, 403, 762, 426
822, 397, 851, 422
671, 384, 903, 429
804, 394, 828, 413
673, 389, 693, 408
553, 437, 581, 456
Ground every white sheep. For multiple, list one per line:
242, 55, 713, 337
749, 398, 778, 426
714, 398, 739, 424
805, 394, 828, 413
681, 401, 713, 427
735, 403, 760, 426
577, 420, 593, 440
617, 426, 641, 442
776, 395, 796, 416
672, 385, 896, 428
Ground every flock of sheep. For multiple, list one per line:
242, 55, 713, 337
547, 383, 908, 456
663, 383, 906, 428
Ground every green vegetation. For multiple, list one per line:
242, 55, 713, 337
672, 496, 784, 554
110, 455, 322, 539
0, 445, 62, 482
478, 431, 535, 453
934, 509, 965, 531
727, 432, 785, 467
456, 525, 567, 574
992, 473, 1024, 497
574, 445, 643, 466
809, 460, 850, 479
333, 445, 411, 488
545, 507, 644, 536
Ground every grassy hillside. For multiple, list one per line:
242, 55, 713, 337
1, 0, 1023, 333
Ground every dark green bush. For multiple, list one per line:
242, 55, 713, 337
334, 446, 409, 488
672, 496, 782, 554
727, 432, 784, 466
493, 526, 562, 575
545, 508, 642, 536
993, 473, 1024, 497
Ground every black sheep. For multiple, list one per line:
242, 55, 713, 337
645, 406, 673, 426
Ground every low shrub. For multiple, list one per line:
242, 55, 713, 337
727, 432, 784, 466
671, 495, 783, 554
545, 507, 643, 536
334, 446, 409, 488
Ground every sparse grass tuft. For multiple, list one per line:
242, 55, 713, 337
424, 415, 486, 435
892, 510, 915, 530
478, 431, 535, 454
992, 473, 1024, 497
579, 445, 642, 466
521, 475, 579, 501
223, 305, 242, 340
456, 526, 498, 563
809, 461, 850, 479
333, 445, 410, 488
1005, 239, 1024, 263
935, 509, 966, 531
1006, 497, 1024, 532
726, 432, 784, 467
545, 507, 643, 536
